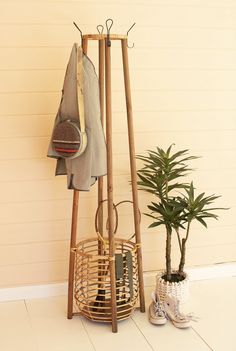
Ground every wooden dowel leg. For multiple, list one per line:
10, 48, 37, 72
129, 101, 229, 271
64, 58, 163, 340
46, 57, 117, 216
98, 39, 105, 238
82, 38, 88, 54
67, 190, 79, 319
105, 39, 118, 333
67, 38, 89, 319
121, 39, 145, 313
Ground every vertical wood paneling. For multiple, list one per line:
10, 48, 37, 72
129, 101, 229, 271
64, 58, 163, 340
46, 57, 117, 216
0, 0, 235, 288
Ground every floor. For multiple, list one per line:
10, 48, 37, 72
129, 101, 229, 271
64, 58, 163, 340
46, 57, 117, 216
0, 277, 235, 351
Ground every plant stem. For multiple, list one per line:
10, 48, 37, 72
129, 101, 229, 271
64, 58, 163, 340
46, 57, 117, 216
178, 220, 191, 274
185, 219, 191, 242
164, 171, 172, 280
175, 227, 182, 253
178, 238, 186, 274
166, 226, 172, 281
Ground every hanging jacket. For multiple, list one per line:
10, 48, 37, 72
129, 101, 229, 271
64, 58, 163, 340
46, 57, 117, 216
47, 43, 107, 191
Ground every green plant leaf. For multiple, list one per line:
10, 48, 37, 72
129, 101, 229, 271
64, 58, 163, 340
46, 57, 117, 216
199, 212, 219, 219
148, 222, 163, 228
147, 205, 160, 212
137, 173, 156, 189
166, 144, 175, 156
194, 192, 205, 203
196, 217, 208, 228
168, 149, 189, 162
144, 213, 158, 220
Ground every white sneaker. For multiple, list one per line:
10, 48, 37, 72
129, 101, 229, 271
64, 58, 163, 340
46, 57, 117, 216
163, 294, 192, 329
148, 292, 167, 325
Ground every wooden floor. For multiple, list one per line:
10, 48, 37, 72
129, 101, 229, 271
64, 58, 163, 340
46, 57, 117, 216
0, 277, 235, 351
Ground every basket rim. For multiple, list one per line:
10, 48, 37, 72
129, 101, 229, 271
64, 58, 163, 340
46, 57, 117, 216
74, 236, 137, 259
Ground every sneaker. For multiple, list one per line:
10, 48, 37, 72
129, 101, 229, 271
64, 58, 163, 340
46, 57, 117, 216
163, 294, 192, 329
148, 291, 167, 325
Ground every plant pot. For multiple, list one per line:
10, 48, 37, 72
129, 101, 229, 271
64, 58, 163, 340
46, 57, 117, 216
156, 270, 189, 303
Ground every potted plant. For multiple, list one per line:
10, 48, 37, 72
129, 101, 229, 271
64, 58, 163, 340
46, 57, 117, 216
137, 145, 226, 302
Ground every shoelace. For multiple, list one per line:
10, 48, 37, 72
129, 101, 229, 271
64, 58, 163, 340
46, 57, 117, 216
173, 301, 199, 322
154, 301, 165, 317
173, 301, 186, 320
185, 312, 199, 322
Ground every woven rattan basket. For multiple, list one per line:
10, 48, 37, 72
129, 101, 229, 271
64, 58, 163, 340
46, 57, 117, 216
74, 236, 139, 322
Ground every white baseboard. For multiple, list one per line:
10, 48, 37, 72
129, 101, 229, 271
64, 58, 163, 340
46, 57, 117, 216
0, 262, 235, 302
0, 282, 68, 303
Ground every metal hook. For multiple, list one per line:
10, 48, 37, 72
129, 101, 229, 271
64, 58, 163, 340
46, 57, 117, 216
97, 25, 104, 35
73, 21, 83, 44
105, 18, 113, 47
127, 22, 136, 48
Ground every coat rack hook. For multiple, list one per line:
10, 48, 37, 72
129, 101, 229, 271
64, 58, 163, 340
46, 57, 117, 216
73, 21, 83, 44
105, 18, 113, 47
97, 25, 104, 35
127, 22, 136, 48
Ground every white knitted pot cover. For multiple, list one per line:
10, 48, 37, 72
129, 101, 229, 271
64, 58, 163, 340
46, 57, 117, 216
156, 270, 189, 304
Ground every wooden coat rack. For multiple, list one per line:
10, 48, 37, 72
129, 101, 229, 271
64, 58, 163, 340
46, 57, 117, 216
67, 20, 145, 333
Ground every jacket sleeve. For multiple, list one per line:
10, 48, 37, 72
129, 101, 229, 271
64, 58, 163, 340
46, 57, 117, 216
47, 110, 68, 176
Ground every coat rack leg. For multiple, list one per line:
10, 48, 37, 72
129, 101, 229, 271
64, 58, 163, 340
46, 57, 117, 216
121, 39, 145, 313
67, 38, 89, 319
98, 39, 105, 237
67, 190, 79, 319
105, 40, 118, 333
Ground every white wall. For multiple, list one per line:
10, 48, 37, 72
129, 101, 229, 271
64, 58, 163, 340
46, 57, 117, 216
0, 0, 235, 288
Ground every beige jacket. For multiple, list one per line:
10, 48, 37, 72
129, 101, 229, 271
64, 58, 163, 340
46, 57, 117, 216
47, 43, 107, 191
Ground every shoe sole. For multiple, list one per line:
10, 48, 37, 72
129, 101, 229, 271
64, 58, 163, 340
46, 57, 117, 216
172, 320, 190, 328
149, 316, 167, 325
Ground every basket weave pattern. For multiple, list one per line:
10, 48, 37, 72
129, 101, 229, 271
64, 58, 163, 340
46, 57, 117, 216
156, 270, 189, 303
74, 237, 139, 322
